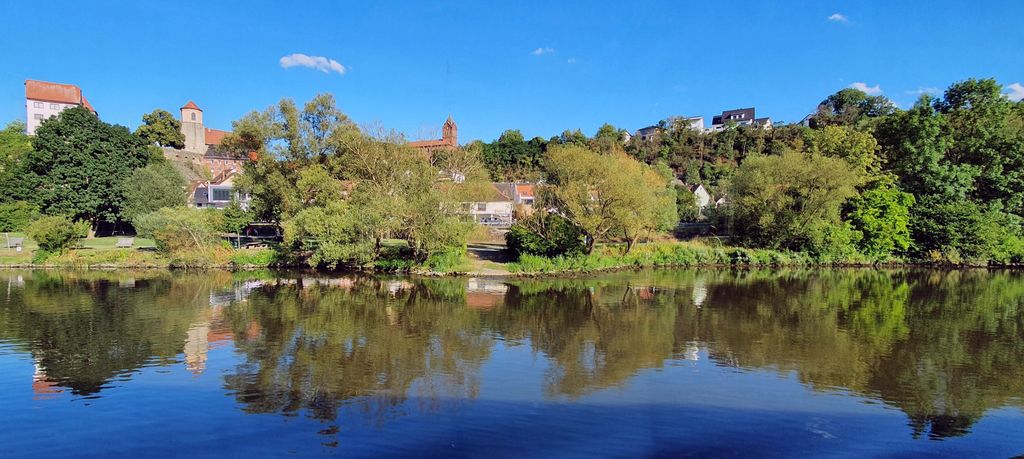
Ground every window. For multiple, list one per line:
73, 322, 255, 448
212, 188, 232, 202
33, 101, 43, 108
475, 203, 487, 211
191, 113, 196, 121
50, 103, 59, 110
33, 114, 43, 120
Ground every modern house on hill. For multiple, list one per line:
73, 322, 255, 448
710, 107, 772, 131
24, 79, 97, 134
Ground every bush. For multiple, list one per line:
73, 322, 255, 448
506, 212, 585, 259
25, 215, 90, 257
133, 207, 221, 256
0, 201, 40, 232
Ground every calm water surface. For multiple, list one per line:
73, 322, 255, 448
0, 269, 1022, 457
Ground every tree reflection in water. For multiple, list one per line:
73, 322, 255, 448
1, 269, 1022, 439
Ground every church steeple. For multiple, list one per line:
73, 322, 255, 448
442, 115, 457, 146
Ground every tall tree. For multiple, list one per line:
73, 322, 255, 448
814, 87, 896, 127
0, 120, 33, 202
121, 161, 188, 221
135, 109, 185, 148
727, 151, 861, 254
23, 107, 150, 229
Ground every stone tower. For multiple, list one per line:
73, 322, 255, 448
442, 115, 457, 147
180, 101, 207, 153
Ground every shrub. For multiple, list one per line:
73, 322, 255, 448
25, 215, 90, 257
0, 201, 40, 232
133, 207, 221, 256
506, 212, 585, 259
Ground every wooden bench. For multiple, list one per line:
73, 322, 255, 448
115, 237, 135, 248
6, 237, 24, 249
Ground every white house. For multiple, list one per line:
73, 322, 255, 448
191, 171, 249, 209
690, 184, 712, 210
466, 183, 515, 226
24, 79, 97, 134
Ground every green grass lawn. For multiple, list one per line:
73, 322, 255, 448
1, 233, 157, 264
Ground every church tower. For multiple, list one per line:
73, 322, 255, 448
180, 101, 207, 153
442, 116, 457, 147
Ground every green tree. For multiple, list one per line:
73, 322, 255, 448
133, 207, 221, 257
0, 201, 40, 231
807, 125, 881, 178
542, 145, 674, 253
122, 161, 188, 221
814, 87, 896, 127
26, 215, 90, 258
135, 109, 185, 148
283, 200, 375, 268
876, 97, 976, 200
23, 107, 150, 229
0, 120, 33, 202
220, 198, 254, 234
506, 211, 585, 259
728, 151, 861, 254
845, 183, 915, 258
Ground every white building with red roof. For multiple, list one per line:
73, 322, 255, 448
24, 79, 97, 134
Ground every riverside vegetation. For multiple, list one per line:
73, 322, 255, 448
2, 78, 1024, 272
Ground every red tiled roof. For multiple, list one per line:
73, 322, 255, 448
516, 184, 535, 198
25, 79, 82, 104
81, 96, 95, 113
205, 128, 229, 145
181, 100, 202, 111
409, 139, 452, 148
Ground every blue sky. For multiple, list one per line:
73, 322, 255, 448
1, 1, 1022, 142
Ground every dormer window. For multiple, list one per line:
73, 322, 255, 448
191, 113, 196, 121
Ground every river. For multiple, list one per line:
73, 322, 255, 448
0, 269, 1021, 457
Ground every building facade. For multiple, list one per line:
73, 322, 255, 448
409, 116, 458, 153
24, 79, 97, 134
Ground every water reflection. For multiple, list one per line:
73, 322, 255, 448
1, 269, 1022, 442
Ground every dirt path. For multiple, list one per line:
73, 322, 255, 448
465, 243, 513, 276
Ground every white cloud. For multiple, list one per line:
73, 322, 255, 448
531, 47, 555, 56
849, 82, 883, 95
1005, 82, 1024, 102
567, 57, 577, 64
827, 13, 848, 23
279, 53, 346, 75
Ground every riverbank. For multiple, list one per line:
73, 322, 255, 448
3, 237, 1008, 276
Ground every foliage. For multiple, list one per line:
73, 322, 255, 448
676, 186, 700, 222
506, 211, 585, 259
21, 106, 151, 227
910, 197, 1024, 264
135, 109, 185, 148
507, 241, 816, 273
283, 200, 375, 268
728, 151, 861, 253
122, 161, 188, 221
479, 130, 547, 181
229, 248, 279, 267
806, 124, 881, 178
0, 201, 40, 232
25, 215, 90, 257
133, 207, 221, 256
814, 87, 896, 127
220, 198, 255, 233
542, 145, 676, 253
845, 183, 915, 258
0, 121, 33, 202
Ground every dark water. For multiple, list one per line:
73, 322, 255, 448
0, 269, 1022, 457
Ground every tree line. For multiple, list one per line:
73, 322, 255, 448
2, 77, 1023, 267
493, 78, 1024, 265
